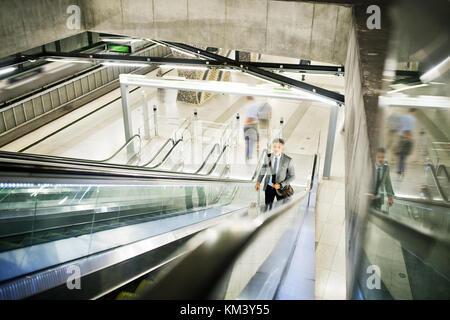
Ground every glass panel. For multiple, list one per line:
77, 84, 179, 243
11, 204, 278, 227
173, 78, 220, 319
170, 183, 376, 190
0, 179, 256, 283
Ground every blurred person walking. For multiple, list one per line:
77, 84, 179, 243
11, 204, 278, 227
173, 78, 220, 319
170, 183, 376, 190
396, 130, 414, 177
369, 148, 394, 211
244, 96, 260, 161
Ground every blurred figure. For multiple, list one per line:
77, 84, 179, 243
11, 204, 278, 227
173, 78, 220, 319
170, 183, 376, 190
386, 111, 402, 161
244, 96, 260, 161
255, 138, 295, 209
396, 130, 414, 177
399, 108, 416, 137
257, 102, 272, 136
369, 148, 394, 210
257, 102, 272, 150
185, 186, 206, 210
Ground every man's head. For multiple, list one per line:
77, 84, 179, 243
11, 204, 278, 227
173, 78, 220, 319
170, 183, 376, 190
408, 108, 417, 114
246, 96, 254, 102
375, 147, 386, 166
272, 138, 285, 156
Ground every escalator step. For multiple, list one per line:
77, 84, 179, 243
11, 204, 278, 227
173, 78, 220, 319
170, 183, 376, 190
115, 291, 137, 300
135, 279, 153, 294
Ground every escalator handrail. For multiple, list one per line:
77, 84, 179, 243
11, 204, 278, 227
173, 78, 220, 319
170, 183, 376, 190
0, 150, 257, 184
140, 138, 175, 167
426, 162, 449, 203
193, 143, 220, 174
392, 194, 450, 208
141, 117, 193, 167
251, 148, 268, 181
205, 145, 228, 176
437, 164, 450, 183
99, 134, 142, 163
145, 138, 183, 169
1, 142, 267, 183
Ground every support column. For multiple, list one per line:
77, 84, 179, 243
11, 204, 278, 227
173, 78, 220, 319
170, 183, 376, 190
141, 90, 150, 139
323, 104, 339, 179
120, 84, 135, 157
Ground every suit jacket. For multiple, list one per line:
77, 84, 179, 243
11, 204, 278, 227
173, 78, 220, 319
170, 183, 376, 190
257, 153, 295, 192
373, 162, 395, 203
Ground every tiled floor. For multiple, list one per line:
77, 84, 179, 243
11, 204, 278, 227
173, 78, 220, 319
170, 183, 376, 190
314, 117, 347, 300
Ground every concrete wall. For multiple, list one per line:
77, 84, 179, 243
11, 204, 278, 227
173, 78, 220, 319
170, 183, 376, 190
343, 22, 373, 298
0, 0, 85, 58
0, 1, 351, 64
81, 0, 351, 65
343, 4, 391, 298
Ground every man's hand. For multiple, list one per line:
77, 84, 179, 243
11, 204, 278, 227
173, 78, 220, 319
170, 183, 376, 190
255, 183, 260, 191
388, 197, 394, 206
368, 194, 377, 200
273, 183, 281, 190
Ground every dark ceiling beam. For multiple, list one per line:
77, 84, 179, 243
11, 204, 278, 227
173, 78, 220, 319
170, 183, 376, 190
161, 41, 345, 105
247, 62, 345, 75
6, 51, 345, 75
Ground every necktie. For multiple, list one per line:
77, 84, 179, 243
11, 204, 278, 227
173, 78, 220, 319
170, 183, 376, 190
272, 157, 278, 184
375, 166, 381, 194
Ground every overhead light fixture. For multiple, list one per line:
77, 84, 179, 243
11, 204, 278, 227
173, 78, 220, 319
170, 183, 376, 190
46, 58, 93, 64
0, 66, 16, 76
100, 38, 142, 43
243, 72, 278, 84
420, 56, 450, 83
102, 62, 148, 68
387, 83, 429, 94
291, 87, 338, 106
160, 64, 208, 71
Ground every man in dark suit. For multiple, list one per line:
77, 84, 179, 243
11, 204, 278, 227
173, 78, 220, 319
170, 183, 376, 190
370, 147, 395, 210
255, 138, 295, 208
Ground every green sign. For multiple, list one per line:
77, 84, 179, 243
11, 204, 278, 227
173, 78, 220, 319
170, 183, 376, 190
107, 44, 131, 53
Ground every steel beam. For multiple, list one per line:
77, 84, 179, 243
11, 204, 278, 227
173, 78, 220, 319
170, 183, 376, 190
160, 41, 345, 105
20, 51, 344, 75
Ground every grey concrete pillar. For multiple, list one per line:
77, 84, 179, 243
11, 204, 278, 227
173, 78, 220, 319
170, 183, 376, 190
120, 84, 135, 157
323, 105, 339, 179
141, 90, 150, 139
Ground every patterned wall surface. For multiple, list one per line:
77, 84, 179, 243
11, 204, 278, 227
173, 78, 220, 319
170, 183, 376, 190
172, 48, 248, 105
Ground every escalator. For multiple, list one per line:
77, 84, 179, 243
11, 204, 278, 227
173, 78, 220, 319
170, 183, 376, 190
422, 162, 450, 203
0, 150, 264, 299
355, 187, 450, 300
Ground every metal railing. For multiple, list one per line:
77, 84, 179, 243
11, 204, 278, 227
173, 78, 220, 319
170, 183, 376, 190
100, 134, 142, 164
0, 44, 171, 135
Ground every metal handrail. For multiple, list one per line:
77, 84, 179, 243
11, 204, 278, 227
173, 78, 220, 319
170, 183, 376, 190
140, 118, 193, 167
425, 161, 449, 203
0, 150, 256, 184
251, 148, 268, 181
140, 138, 175, 167
193, 143, 220, 174
204, 145, 228, 176
145, 138, 183, 169
437, 164, 450, 183
100, 134, 142, 163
